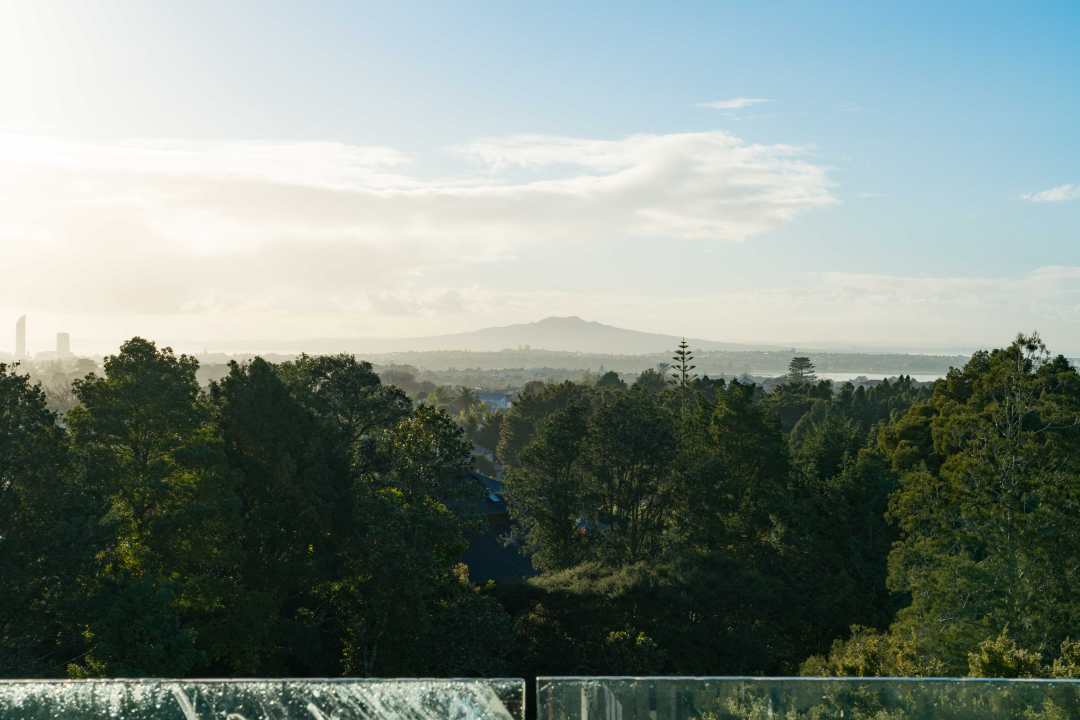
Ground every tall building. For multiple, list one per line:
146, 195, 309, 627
15, 315, 26, 359
57, 332, 71, 356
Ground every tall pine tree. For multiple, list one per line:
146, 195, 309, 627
670, 338, 697, 389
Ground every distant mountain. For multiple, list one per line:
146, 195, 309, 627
380, 316, 759, 354
244, 317, 770, 355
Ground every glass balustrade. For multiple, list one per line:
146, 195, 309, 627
0, 678, 525, 720
536, 676, 1080, 720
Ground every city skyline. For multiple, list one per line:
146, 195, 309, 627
6, 314, 75, 359
14, 315, 26, 359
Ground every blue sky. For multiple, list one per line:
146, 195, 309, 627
1, 1, 1078, 353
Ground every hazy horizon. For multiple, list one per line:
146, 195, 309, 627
3, 2, 1078, 356
0, 313, 1066, 360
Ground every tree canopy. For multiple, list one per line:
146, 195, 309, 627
2, 333, 1078, 685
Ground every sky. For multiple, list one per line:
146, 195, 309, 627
1, 1, 1079, 355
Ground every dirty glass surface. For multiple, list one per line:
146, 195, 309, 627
536, 676, 1080, 720
0, 678, 525, 720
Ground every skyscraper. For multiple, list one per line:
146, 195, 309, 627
15, 315, 26, 359
57, 332, 71, 356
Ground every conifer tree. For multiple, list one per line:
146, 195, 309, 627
670, 338, 697, 389
787, 356, 816, 385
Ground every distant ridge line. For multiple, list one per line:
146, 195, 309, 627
205, 316, 784, 355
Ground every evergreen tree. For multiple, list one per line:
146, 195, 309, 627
503, 397, 592, 571
670, 338, 697, 389
67, 338, 240, 677
634, 368, 669, 394
0, 364, 91, 676
814, 334, 1080, 677
210, 357, 345, 674
787, 356, 817, 385
596, 370, 626, 390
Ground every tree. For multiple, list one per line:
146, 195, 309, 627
66, 338, 239, 677
210, 357, 346, 674
787, 356, 817, 385
498, 381, 590, 465
330, 482, 468, 675
583, 390, 678, 564
967, 629, 1046, 678
411, 565, 514, 676
469, 408, 503, 454
595, 370, 626, 390
512, 562, 675, 677
278, 354, 411, 444
886, 335, 1080, 673
504, 398, 592, 571
372, 404, 475, 505
451, 387, 484, 417
0, 364, 90, 676
335, 404, 479, 675
685, 380, 791, 546
815, 334, 1080, 677
790, 404, 862, 485
634, 368, 668, 394
670, 339, 697, 389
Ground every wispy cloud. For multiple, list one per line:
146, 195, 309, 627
697, 97, 772, 111
1, 130, 833, 344
1022, 183, 1080, 203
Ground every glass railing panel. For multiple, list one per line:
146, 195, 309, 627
0, 677, 525, 720
536, 676, 1080, 720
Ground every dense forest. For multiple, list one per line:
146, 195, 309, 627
1, 334, 1078, 683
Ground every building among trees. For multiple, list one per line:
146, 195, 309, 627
14, 315, 26, 359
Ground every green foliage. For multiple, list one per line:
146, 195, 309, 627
505, 385, 681, 568
66, 339, 239, 677
671, 339, 697, 389
373, 404, 475, 504
802, 625, 946, 678
787, 356, 817, 385
1051, 639, 1080, 678
4, 332, 1079, 683
634, 367, 669, 394
413, 565, 514, 676
280, 353, 412, 442
883, 335, 1080, 675
497, 381, 589, 465
210, 356, 343, 673
585, 389, 678, 563
0, 364, 90, 676
595, 370, 627, 390
330, 483, 469, 675
502, 369, 854, 676
968, 629, 1046, 678
503, 396, 591, 571
768, 377, 833, 432
804, 334, 1080, 682
469, 407, 503, 453
1, 337, 509, 678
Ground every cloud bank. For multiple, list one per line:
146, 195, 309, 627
1, 130, 833, 346
4, 130, 1078, 354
